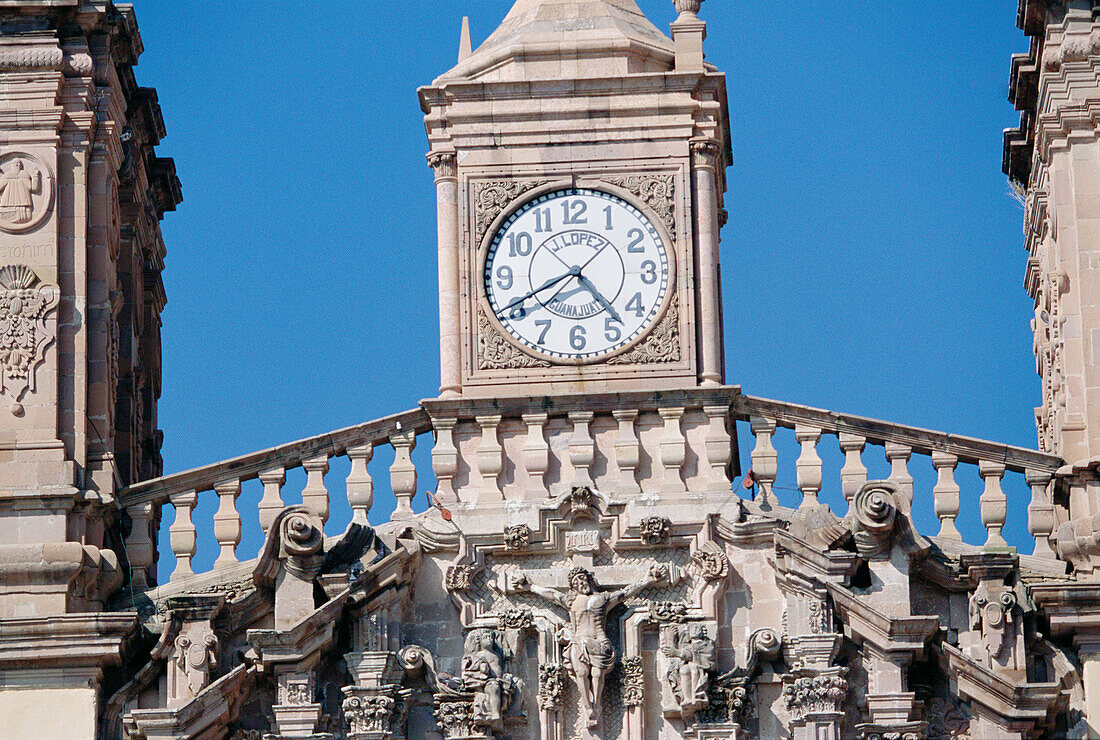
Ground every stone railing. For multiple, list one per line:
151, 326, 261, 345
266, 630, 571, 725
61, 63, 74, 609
733, 395, 1063, 558
120, 388, 1066, 589
119, 408, 433, 589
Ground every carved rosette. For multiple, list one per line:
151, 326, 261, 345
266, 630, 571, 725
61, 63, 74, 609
600, 173, 676, 235
782, 668, 848, 721
445, 563, 481, 592
499, 607, 534, 631
537, 663, 566, 711
0, 264, 60, 414
650, 601, 689, 623
473, 179, 548, 248
606, 292, 680, 365
639, 516, 672, 545
477, 305, 550, 370
691, 544, 730, 582
621, 656, 646, 708
503, 524, 531, 551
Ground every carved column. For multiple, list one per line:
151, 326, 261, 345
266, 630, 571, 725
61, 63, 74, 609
429, 150, 460, 397
691, 138, 723, 385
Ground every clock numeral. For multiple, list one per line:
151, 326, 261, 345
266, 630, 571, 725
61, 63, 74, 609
640, 260, 657, 285
508, 232, 533, 257
604, 317, 621, 342
603, 205, 613, 231
570, 325, 587, 351
496, 265, 514, 290
561, 199, 588, 225
534, 319, 552, 344
626, 228, 645, 253
626, 292, 645, 318
509, 304, 527, 320
534, 208, 553, 233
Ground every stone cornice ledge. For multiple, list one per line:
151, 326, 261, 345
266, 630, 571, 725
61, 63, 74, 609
1030, 581, 1100, 634
246, 588, 348, 670
124, 662, 256, 740
825, 582, 940, 656
940, 642, 1062, 725
0, 612, 136, 672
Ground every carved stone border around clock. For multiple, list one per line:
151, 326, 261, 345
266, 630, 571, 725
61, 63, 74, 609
471, 175, 682, 369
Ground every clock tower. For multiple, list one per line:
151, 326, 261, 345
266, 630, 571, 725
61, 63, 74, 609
420, 0, 730, 398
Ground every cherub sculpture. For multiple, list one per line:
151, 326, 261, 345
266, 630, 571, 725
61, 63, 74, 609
662, 623, 716, 718
513, 564, 666, 727
460, 628, 523, 731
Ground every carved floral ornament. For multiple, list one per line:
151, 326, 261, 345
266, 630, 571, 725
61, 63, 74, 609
0, 264, 60, 416
0, 152, 53, 233
343, 693, 397, 735
445, 563, 481, 592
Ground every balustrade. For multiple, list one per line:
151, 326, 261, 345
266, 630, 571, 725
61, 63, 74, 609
120, 391, 1066, 589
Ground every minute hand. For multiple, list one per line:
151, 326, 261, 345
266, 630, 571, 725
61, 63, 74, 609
576, 273, 623, 324
504, 268, 578, 312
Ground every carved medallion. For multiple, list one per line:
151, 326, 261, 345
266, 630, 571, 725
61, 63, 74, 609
0, 152, 52, 233
606, 292, 681, 365
0, 264, 60, 415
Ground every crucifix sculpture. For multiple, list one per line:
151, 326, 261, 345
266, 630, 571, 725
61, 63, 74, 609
513, 564, 666, 728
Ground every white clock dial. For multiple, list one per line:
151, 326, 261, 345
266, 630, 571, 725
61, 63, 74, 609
484, 188, 671, 361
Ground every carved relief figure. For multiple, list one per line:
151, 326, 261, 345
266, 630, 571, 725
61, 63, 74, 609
0, 159, 39, 223
513, 564, 665, 727
460, 628, 523, 731
0, 264, 59, 414
662, 623, 716, 718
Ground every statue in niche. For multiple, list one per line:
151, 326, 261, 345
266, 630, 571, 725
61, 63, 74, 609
460, 628, 524, 731
0, 159, 39, 223
513, 564, 666, 727
662, 623, 716, 719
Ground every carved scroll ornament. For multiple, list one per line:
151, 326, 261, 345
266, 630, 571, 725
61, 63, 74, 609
477, 305, 550, 370
607, 292, 681, 366
600, 173, 676, 235
0, 264, 59, 415
473, 179, 547, 248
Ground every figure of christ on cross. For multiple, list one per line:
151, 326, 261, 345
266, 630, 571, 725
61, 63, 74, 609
513, 564, 666, 728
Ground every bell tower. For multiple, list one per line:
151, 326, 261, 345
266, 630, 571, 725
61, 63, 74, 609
420, 0, 730, 398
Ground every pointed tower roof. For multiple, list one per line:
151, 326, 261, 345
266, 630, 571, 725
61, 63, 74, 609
436, 0, 675, 83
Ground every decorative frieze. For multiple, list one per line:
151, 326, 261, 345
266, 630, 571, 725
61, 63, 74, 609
691, 543, 730, 582
651, 601, 690, 623
621, 655, 646, 708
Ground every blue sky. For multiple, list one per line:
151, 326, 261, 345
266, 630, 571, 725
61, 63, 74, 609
132, 2, 1042, 576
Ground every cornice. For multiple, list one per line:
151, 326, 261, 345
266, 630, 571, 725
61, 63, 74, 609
0, 612, 137, 670
826, 582, 940, 656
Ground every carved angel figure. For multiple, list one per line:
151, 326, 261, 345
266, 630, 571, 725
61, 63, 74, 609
662, 623, 716, 717
513, 564, 665, 727
460, 628, 523, 731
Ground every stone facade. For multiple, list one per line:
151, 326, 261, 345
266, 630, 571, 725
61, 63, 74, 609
0, 1, 1099, 739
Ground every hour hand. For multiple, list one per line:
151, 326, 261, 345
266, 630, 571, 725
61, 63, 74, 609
577, 273, 622, 324
504, 269, 576, 312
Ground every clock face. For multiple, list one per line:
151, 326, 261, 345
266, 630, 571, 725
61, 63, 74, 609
484, 188, 671, 362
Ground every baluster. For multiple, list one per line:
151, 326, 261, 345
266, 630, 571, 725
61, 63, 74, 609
885, 442, 913, 509
522, 413, 550, 498
213, 479, 242, 568
703, 405, 733, 491
258, 467, 286, 535
613, 409, 641, 495
569, 412, 595, 488
932, 452, 961, 541
838, 433, 867, 505
659, 407, 687, 493
749, 416, 778, 506
431, 418, 458, 504
126, 501, 155, 591
302, 455, 330, 524
795, 426, 823, 510
347, 444, 374, 524
476, 415, 503, 502
978, 460, 1008, 549
1026, 469, 1057, 559
168, 490, 198, 579
390, 429, 418, 518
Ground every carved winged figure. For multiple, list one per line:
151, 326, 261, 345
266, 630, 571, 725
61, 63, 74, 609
513, 564, 665, 728
460, 628, 524, 732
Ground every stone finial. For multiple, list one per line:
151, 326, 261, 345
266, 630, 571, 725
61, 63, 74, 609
674, 0, 703, 17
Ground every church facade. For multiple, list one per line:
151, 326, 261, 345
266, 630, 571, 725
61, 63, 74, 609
0, 1, 1097, 739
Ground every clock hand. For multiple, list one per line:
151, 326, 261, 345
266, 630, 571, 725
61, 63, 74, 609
576, 272, 623, 324
504, 268, 579, 312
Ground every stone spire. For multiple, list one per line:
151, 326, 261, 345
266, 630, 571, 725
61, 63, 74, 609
436, 0, 675, 82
